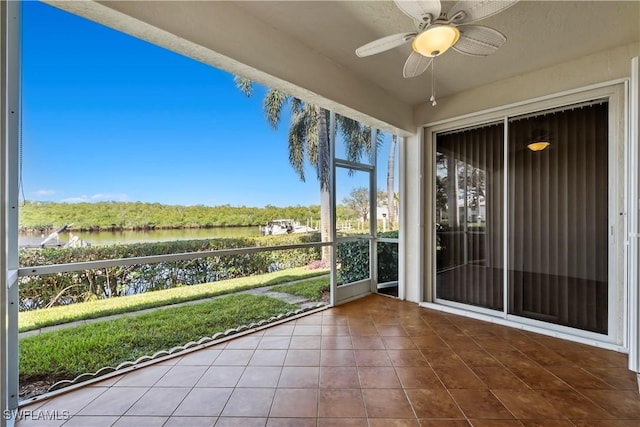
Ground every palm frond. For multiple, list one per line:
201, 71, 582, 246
288, 110, 308, 181
233, 76, 253, 97
263, 89, 288, 130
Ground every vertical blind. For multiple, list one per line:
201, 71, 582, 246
435, 100, 609, 334
508, 101, 608, 334
435, 122, 504, 311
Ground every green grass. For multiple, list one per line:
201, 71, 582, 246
271, 276, 329, 300
19, 267, 327, 332
20, 294, 296, 383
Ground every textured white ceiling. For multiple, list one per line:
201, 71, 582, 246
235, 1, 639, 105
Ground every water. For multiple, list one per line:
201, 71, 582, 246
20, 226, 261, 247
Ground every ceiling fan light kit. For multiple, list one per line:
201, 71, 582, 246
527, 141, 551, 152
412, 25, 460, 57
356, 0, 518, 106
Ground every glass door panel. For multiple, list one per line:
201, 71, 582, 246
508, 102, 609, 334
435, 123, 504, 311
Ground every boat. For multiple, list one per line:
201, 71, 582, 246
260, 219, 316, 236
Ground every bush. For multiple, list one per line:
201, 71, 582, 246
19, 234, 322, 310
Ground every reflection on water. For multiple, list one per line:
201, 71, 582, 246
20, 227, 261, 247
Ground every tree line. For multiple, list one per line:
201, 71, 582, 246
19, 201, 322, 232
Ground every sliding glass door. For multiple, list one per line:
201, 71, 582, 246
435, 123, 504, 311
508, 101, 609, 334
435, 100, 610, 335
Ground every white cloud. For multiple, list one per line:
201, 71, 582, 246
60, 193, 129, 203
32, 189, 57, 197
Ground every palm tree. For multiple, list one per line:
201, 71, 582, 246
235, 77, 374, 261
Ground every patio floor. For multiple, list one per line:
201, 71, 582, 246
17, 294, 640, 427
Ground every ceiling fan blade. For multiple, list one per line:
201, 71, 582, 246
394, 0, 442, 23
452, 25, 506, 56
355, 32, 417, 57
448, 0, 518, 24
403, 51, 433, 78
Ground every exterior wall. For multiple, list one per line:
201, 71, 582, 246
403, 43, 639, 307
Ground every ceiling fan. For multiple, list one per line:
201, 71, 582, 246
356, 0, 518, 81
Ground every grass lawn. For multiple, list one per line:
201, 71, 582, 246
20, 293, 296, 383
20, 267, 327, 332
271, 277, 329, 300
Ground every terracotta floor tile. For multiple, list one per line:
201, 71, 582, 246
354, 349, 392, 366
455, 349, 501, 367
113, 365, 172, 387
358, 366, 401, 388
349, 324, 379, 336
212, 349, 255, 366
263, 325, 295, 336
172, 387, 232, 416
221, 388, 275, 417
278, 366, 319, 388
469, 420, 524, 427
362, 388, 414, 418
317, 418, 367, 426
409, 335, 447, 350
491, 389, 567, 419
471, 367, 529, 389
376, 325, 408, 336
319, 366, 360, 388
296, 315, 323, 325
112, 416, 167, 426
59, 416, 119, 427
154, 365, 208, 387
387, 349, 428, 367
421, 349, 465, 367
321, 325, 351, 336
164, 418, 218, 427
125, 387, 190, 416
571, 421, 640, 427
432, 365, 487, 389
318, 388, 365, 417
320, 349, 356, 366
520, 348, 573, 367
395, 366, 443, 389
583, 367, 639, 390
382, 336, 417, 350
237, 366, 282, 387
289, 335, 321, 349
78, 387, 149, 416
294, 325, 322, 336
368, 419, 420, 426
195, 366, 244, 387
175, 349, 222, 365
578, 389, 640, 419
257, 336, 291, 350
405, 388, 464, 419
270, 388, 318, 418
224, 335, 262, 349
475, 337, 518, 352
418, 420, 471, 427
215, 417, 267, 426
508, 366, 571, 390
351, 336, 385, 349
321, 335, 353, 349
284, 349, 321, 366
520, 421, 574, 427
441, 338, 483, 352
449, 389, 513, 419
266, 417, 316, 427
249, 349, 287, 366
539, 389, 615, 420
546, 366, 613, 389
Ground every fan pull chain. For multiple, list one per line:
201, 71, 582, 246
429, 58, 437, 106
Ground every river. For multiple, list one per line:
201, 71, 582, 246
19, 227, 261, 247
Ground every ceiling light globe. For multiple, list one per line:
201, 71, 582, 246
412, 25, 460, 57
527, 141, 551, 152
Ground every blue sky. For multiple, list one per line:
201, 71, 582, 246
21, 1, 396, 208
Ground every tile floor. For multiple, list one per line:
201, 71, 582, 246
16, 294, 640, 426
